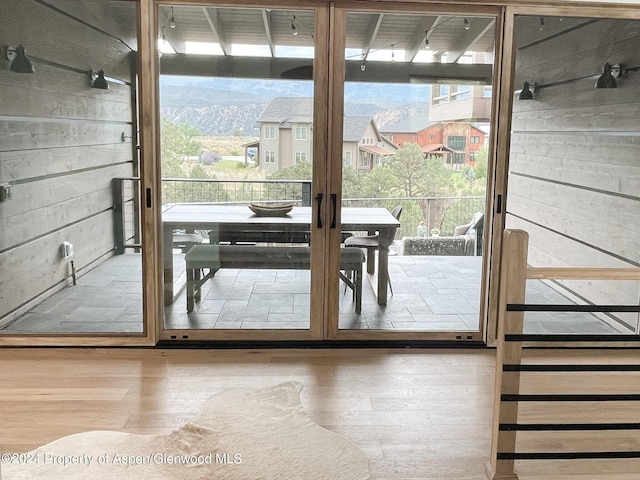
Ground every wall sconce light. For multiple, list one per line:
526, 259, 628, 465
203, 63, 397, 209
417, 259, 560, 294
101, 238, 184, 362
90, 69, 109, 89
518, 81, 535, 100
596, 63, 624, 88
4, 45, 35, 73
0, 184, 12, 202
169, 7, 176, 29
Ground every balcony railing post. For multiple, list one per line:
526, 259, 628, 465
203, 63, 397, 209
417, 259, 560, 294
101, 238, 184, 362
486, 229, 528, 480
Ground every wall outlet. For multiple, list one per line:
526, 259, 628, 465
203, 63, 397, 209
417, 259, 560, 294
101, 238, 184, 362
62, 241, 74, 258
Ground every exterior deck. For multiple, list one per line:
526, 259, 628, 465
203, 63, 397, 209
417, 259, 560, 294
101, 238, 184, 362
2, 252, 629, 336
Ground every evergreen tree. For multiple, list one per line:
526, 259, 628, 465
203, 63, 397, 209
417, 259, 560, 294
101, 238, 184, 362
360, 165, 400, 199
387, 143, 455, 197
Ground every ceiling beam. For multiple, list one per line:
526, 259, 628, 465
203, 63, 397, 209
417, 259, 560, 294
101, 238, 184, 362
407, 17, 439, 62
362, 14, 384, 60
202, 6, 230, 55
350, 60, 493, 85
446, 18, 495, 63
160, 53, 493, 85
261, 9, 276, 57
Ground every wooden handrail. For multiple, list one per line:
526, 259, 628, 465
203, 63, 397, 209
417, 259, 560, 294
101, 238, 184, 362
527, 267, 640, 280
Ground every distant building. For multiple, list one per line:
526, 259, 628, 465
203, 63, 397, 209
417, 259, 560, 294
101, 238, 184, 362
382, 120, 488, 170
257, 97, 313, 172
379, 114, 430, 147
429, 84, 493, 123
342, 116, 397, 172
429, 52, 493, 124
257, 97, 396, 172
381, 74, 491, 169
420, 122, 488, 169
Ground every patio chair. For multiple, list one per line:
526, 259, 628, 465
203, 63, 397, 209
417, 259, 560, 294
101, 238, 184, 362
344, 205, 403, 294
454, 213, 484, 256
473, 215, 484, 256
453, 212, 483, 236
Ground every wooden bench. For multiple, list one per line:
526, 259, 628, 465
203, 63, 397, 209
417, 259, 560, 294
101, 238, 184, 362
185, 245, 365, 314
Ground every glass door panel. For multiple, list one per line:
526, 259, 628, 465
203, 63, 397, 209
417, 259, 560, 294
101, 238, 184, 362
159, 5, 322, 337
0, 0, 144, 337
337, 9, 496, 338
508, 14, 640, 336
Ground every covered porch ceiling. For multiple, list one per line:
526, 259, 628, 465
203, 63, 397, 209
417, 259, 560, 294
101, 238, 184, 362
157, 5, 496, 84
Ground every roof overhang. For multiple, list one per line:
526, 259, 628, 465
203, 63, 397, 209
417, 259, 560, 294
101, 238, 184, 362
360, 145, 396, 155
422, 144, 455, 154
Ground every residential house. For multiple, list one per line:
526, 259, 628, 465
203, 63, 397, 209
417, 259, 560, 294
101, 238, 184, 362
383, 121, 487, 168
429, 82, 493, 123
379, 114, 430, 146
419, 122, 488, 168
342, 116, 397, 172
257, 97, 313, 172
257, 97, 397, 173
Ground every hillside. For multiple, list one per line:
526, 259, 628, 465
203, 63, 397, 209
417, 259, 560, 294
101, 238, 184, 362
159, 76, 432, 135
162, 103, 267, 136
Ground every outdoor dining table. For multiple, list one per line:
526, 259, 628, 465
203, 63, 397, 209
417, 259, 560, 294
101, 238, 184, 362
162, 204, 400, 308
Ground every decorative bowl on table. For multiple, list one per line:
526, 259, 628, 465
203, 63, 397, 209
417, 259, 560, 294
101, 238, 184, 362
248, 203, 294, 217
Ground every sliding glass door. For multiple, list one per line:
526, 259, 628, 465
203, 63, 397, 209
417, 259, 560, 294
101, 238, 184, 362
155, 0, 501, 343
0, 0, 148, 342
157, 3, 330, 341
328, 3, 499, 341
505, 12, 640, 337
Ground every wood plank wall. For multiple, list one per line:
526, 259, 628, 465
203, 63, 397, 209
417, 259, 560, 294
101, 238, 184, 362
0, 0, 138, 325
506, 16, 640, 331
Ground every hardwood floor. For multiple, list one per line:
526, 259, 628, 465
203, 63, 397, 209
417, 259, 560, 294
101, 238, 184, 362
0, 348, 495, 479
0, 348, 638, 479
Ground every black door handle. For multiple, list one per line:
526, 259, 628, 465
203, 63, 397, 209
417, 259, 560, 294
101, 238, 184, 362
315, 193, 323, 228
330, 194, 337, 228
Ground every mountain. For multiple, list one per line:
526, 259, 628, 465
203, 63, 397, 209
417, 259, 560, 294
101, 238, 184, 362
160, 87, 266, 107
162, 104, 267, 136
160, 76, 314, 100
159, 76, 432, 135
374, 103, 432, 131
